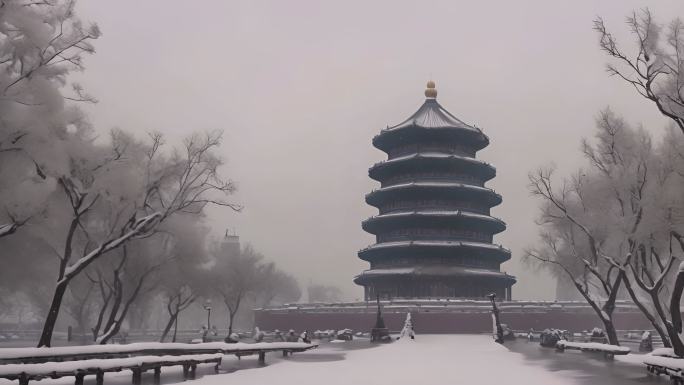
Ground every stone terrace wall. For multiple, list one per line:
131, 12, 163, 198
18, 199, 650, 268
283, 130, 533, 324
254, 300, 653, 333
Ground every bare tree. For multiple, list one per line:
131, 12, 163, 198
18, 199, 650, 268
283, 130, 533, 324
89, 243, 165, 344
612, 127, 684, 352
63, 276, 95, 343
595, 9, 684, 133
527, 109, 684, 345
669, 262, 684, 357
159, 286, 196, 342
0, 2, 242, 347
525, 171, 628, 345
157, 216, 209, 342
0, 0, 100, 105
622, 233, 684, 354
213, 244, 263, 338
0, 0, 101, 239
258, 264, 301, 307
37, 131, 240, 347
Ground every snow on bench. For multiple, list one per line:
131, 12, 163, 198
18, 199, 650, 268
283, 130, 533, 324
0, 341, 318, 385
555, 340, 630, 359
0, 341, 317, 363
651, 347, 679, 358
643, 353, 684, 384
0, 353, 223, 385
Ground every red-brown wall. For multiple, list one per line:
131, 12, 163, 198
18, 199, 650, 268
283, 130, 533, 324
254, 309, 653, 333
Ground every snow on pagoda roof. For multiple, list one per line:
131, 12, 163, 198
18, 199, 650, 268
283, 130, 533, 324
370, 209, 505, 226
373, 152, 492, 168
360, 240, 510, 253
355, 266, 514, 279
368, 181, 500, 196
385, 98, 482, 133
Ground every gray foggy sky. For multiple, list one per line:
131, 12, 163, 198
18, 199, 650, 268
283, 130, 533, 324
73, 0, 684, 301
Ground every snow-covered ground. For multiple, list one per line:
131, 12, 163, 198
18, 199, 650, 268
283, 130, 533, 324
173, 335, 583, 385
0, 335, 660, 385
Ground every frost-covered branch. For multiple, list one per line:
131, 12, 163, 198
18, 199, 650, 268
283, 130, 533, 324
526, 110, 669, 345
594, 9, 684, 134
0, 0, 101, 103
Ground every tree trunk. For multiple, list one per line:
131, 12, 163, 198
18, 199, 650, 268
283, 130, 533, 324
101, 286, 123, 341
228, 311, 235, 337
599, 298, 621, 346
669, 269, 684, 357
172, 314, 179, 343
92, 299, 110, 341
600, 317, 620, 346
571, 279, 621, 346
92, 276, 113, 342
159, 313, 177, 342
37, 280, 69, 347
98, 269, 151, 345
37, 213, 160, 347
622, 274, 673, 347
98, 308, 128, 345
227, 294, 242, 339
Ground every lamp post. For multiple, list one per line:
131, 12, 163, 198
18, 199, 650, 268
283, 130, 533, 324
203, 299, 212, 341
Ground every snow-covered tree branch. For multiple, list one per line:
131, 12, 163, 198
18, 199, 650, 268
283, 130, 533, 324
526, 109, 674, 345
595, 9, 684, 134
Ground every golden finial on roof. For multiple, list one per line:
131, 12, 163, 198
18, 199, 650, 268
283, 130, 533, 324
425, 80, 437, 99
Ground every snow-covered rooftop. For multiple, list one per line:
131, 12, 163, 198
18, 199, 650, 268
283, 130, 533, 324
355, 266, 514, 279
368, 209, 504, 225
369, 181, 499, 195
386, 99, 481, 132
372, 152, 493, 169
359, 240, 510, 253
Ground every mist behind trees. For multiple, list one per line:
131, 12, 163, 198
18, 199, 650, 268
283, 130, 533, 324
0, 0, 306, 346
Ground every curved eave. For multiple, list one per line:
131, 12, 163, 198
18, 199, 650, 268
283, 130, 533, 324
353, 266, 517, 285
373, 98, 489, 153
388, 99, 477, 131
358, 241, 512, 263
373, 125, 490, 153
369, 153, 496, 182
366, 182, 502, 208
362, 210, 506, 234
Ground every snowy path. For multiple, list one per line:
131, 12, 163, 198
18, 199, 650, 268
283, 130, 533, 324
174, 335, 582, 385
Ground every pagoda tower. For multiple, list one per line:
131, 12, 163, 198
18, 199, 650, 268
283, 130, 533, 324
354, 81, 515, 300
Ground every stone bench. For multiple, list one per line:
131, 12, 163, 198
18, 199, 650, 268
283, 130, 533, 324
0, 354, 223, 385
0, 342, 317, 364
644, 354, 684, 385
555, 340, 630, 359
0, 341, 318, 385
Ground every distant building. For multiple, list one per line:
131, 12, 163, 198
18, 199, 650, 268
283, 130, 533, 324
354, 81, 515, 300
221, 230, 240, 256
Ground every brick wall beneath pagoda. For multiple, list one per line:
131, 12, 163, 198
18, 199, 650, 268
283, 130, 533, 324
254, 308, 655, 334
